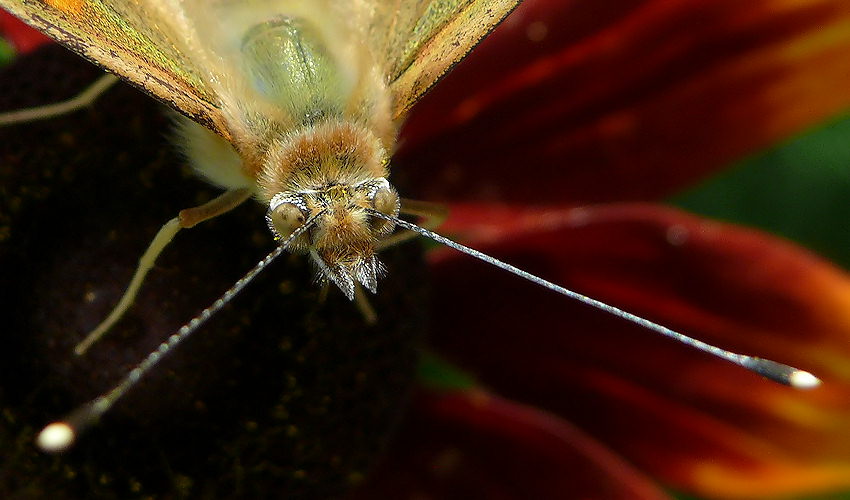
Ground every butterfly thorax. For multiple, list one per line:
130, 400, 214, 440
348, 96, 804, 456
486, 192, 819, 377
259, 118, 400, 299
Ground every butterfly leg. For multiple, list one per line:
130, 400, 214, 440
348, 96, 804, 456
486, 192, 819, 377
376, 198, 448, 250
0, 74, 119, 126
74, 188, 253, 355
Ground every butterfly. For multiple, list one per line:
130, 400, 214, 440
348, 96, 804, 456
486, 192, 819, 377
0, 0, 817, 462
1, 0, 522, 449
3, 0, 518, 304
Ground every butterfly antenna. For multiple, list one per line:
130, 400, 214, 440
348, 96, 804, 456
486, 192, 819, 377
369, 210, 821, 391
36, 212, 325, 453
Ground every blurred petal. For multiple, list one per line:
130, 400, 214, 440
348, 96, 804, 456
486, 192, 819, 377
351, 389, 671, 500
0, 11, 49, 54
430, 203, 850, 498
399, 0, 850, 204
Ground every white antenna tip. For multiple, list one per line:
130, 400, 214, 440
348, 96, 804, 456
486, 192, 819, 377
37, 422, 76, 453
789, 370, 821, 390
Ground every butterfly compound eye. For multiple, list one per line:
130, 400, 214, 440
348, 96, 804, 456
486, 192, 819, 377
267, 202, 311, 251
371, 186, 399, 236
372, 186, 399, 216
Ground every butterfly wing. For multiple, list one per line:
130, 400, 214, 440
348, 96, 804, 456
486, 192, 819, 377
4, 1, 520, 132
2, 0, 231, 138
368, 0, 521, 119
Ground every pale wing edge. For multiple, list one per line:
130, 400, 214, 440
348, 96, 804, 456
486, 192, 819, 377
3, 3, 230, 138
388, 0, 521, 119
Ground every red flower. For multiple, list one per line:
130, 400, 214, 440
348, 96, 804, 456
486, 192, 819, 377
361, 204, 850, 498
0, 10, 47, 54
5, 1, 850, 499
354, 1, 850, 498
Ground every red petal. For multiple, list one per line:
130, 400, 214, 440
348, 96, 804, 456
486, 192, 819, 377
428, 203, 850, 497
351, 389, 671, 500
398, 0, 850, 204
0, 11, 50, 54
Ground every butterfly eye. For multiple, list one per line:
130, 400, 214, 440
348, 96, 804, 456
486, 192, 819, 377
266, 202, 311, 251
371, 186, 399, 236
372, 186, 399, 216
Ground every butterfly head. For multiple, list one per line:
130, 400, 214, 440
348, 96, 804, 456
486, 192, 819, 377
265, 177, 399, 299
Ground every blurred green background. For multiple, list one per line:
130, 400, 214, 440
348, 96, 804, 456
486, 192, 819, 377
673, 113, 850, 272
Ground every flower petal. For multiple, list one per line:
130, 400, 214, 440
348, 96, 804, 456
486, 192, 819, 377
351, 389, 671, 500
429, 203, 850, 498
398, 0, 850, 204
0, 10, 49, 54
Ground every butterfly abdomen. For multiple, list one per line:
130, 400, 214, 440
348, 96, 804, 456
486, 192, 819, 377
241, 16, 349, 126
225, 7, 395, 145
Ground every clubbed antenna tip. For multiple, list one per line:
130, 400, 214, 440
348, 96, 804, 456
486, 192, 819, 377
37, 422, 76, 453
742, 358, 821, 389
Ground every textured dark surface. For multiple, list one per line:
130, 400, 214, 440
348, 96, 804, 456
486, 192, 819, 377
0, 45, 425, 500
